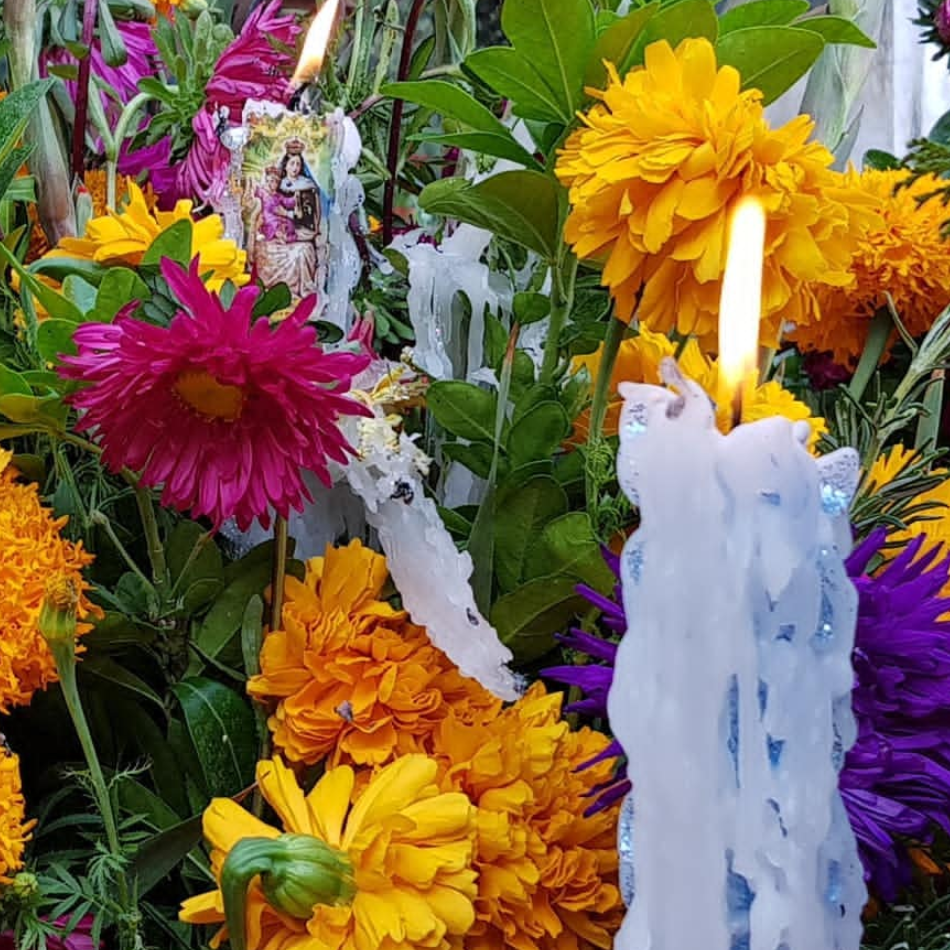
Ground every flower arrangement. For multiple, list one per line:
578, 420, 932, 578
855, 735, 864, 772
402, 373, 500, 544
1, 0, 950, 947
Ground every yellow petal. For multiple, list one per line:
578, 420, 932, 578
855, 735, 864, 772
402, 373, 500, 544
257, 758, 312, 834
343, 755, 436, 849
306, 765, 355, 847
179, 889, 224, 924
203, 798, 279, 853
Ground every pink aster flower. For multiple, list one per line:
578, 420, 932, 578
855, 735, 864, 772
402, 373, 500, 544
205, 0, 302, 114
58, 259, 371, 530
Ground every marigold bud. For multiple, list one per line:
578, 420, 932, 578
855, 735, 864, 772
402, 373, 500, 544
38, 575, 79, 648
221, 834, 354, 950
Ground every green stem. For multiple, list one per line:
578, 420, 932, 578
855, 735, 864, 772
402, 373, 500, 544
847, 307, 893, 403
168, 530, 213, 599
540, 250, 578, 384
51, 642, 137, 948
134, 486, 167, 593
91, 510, 155, 593
585, 315, 625, 534
915, 369, 946, 451
104, 91, 155, 212
270, 516, 289, 629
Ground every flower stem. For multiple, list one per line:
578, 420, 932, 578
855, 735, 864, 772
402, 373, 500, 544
540, 249, 578, 384
133, 486, 167, 594
847, 306, 893, 403
104, 91, 155, 210
382, 0, 427, 245
72, 0, 99, 178
585, 314, 624, 534
51, 641, 139, 949
269, 516, 289, 629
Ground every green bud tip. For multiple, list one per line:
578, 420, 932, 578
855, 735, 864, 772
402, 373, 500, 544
38, 575, 79, 649
221, 834, 355, 950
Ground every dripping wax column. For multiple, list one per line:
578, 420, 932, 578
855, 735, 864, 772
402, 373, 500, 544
606, 197, 867, 950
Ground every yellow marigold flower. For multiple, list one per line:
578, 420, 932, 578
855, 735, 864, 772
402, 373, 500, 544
247, 540, 501, 767
44, 182, 247, 291
0, 450, 99, 710
556, 38, 879, 349
432, 684, 622, 950
180, 754, 478, 950
571, 327, 826, 446
864, 444, 950, 552
81, 170, 156, 218
789, 169, 950, 363
0, 745, 35, 882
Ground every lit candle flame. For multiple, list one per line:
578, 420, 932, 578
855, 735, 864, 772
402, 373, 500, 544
293, 0, 341, 84
718, 196, 766, 425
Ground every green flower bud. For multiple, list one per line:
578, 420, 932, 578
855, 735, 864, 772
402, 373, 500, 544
179, 0, 209, 17
38, 576, 79, 651
222, 834, 355, 950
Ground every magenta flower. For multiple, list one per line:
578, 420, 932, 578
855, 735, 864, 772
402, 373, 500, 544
937, 0, 950, 43
204, 0, 302, 115
44, 22, 157, 133
0, 915, 96, 950
59, 259, 371, 530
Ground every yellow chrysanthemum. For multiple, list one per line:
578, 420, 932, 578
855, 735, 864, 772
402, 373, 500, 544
556, 38, 879, 348
44, 182, 247, 291
790, 169, 950, 363
0, 746, 35, 881
864, 444, 950, 552
180, 754, 478, 950
0, 450, 99, 710
571, 327, 826, 446
431, 684, 622, 950
247, 540, 502, 767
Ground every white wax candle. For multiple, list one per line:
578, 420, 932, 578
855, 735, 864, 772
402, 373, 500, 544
608, 359, 865, 950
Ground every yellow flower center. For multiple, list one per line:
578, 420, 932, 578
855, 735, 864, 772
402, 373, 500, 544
174, 370, 245, 422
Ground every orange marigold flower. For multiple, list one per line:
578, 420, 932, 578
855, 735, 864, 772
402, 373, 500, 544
571, 327, 825, 447
432, 684, 623, 950
0, 449, 100, 710
556, 38, 879, 349
81, 169, 156, 218
789, 169, 950, 363
247, 540, 501, 767
0, 745, 35, 882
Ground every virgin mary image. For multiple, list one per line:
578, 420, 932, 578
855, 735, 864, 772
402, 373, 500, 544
245, 136, 330, 300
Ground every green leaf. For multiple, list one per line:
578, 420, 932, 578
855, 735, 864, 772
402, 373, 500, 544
501, 0, 597, 118
442, 441, 497, 479
524, 511, 616, 590
251, 281, 292, 318
419, 171, 561, 260
585, 2, 659, 87
796, 15, 875, 48
0, 144, 33, 204
384, 80, 540, 167
167, 522, 224, 613
94, 267, 148, 321
80, 655, 166, 711
0, 365, 31, 397
417, 131, 540, 167
0, 241, 83, 323
864, 148, 902, 171
62, 274, 98, 315
194, 557, 273, 663
171, 677, 257, 796
427, 380, 498, 443
718, 0, 809, 33
141, 219, 193, 267
716, 26, 824, 104
490, 574, 586, 662
465, 47, 567, 123
97, 0, 128, 67
507, 401, 570, 468
0, 80, 55, 167
0, 392, 66, 427
130, 814, 204, 898
494, 476, 567, 590
36, 319, 78, 363
631, 0, 718, 64
513, 291, 550, 326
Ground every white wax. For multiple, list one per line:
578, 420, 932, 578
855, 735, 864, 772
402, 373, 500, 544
608, 360, 865, 950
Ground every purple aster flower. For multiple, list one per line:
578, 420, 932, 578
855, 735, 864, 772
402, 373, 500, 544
545, 531, 950, 899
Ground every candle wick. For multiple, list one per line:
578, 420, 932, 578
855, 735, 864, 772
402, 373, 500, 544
730, 389, 743, 432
